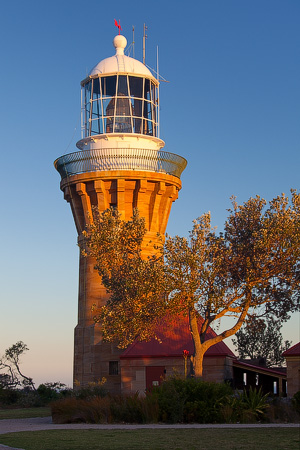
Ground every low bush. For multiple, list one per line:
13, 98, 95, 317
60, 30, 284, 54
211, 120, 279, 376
0, 387, 22, 405
292, 390, 300, 414
52, 392, 160, 424
0, 382, 72, 409
265, 396, 300, 423
37, 382, 71, 404
220, 387, 269, 423
152, 376, 233, 423
50, 376, 300, 425
73, 380, 107, 400
51, 377, 234, 424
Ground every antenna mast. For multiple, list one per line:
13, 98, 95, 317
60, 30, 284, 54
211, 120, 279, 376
132, 26, 135, 58
157, 45, 160, 138
143, 23, 147, 64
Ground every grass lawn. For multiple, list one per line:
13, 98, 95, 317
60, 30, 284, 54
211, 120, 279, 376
0, 428, 299, 450
0, 408, 51, 420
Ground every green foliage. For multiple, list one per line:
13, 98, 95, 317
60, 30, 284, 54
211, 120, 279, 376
232, 315, 291, 367
0, 382, 72, 408
0, 386, 22, 405
266, 397, 300, 423
83, 193, 300, 378
109, 392, 159, 423
153, 376, 233, 423
239, 386, 269, 420
51, 393, 160, 424
292, 390, 300, 414
82, 208, 167, 348
220, 387, 269, 423
51, 378, 234, 424
37, 382, 72, 405
74, 382, 107, 400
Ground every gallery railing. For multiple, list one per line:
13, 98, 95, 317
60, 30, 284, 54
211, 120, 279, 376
54, 148, 187, 180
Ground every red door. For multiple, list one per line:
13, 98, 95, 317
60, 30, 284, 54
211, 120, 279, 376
146, 366, 165, 390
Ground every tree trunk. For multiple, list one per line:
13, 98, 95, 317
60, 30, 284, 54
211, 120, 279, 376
189, 308, 205, 377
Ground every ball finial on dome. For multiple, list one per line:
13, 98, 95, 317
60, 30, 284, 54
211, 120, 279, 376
113, 35, 127, 55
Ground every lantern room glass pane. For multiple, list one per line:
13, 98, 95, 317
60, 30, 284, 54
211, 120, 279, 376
106, 116, 114, 133
151, 83, 156, 105
117, 75, 129, 96
92, 78, 101, 97
132, 99, 143, 117
91, 118, 103, 135
144, 100, 152, 122
146, 120, 153, 135
114, 117, 132, 133
105, 98, 115, 118
129, 76, 143, 98
144, 79, 151, 101
133, 117, 142, 133
84, 81, 92, 104
92, 99, 101, 115
116, 96, 131, 116
101, 76, 117, 97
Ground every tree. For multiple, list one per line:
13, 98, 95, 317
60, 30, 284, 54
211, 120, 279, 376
0, 341, 35, 390
232, 315, 291, 367
82, 208, 167, 346
82, 191, 300, 377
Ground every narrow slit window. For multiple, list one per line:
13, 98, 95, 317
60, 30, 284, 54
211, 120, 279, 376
109, 361, 119, 375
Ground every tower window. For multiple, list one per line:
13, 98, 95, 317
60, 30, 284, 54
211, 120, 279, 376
109, 361, 119, 375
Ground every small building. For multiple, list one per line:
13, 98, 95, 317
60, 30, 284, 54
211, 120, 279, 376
232, 359, 287, 395
283, 342, 300, 397
119, 315, 288, 396
120, 316, 235, 394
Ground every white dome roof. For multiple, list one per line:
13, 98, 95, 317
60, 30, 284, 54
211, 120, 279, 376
88, 35, 155, 81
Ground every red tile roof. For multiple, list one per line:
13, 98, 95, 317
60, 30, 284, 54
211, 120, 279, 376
282, 342, 300, 357
121, 315, 235, 359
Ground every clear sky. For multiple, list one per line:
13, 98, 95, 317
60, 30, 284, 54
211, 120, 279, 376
1, 0, 299, 387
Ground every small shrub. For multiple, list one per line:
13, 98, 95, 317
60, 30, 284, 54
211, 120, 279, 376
220, 387, 269, 423
266, 396, 300, 423
240, 386, 269, 421
37, 383, 68, 405
150, 376, 233, 423
52, 397, 86, 423
152, 377, 186, 423
0, 387, 21, 405
292, 390, 300, 414
110, 393, 143, 423
51, 391, 160, 424
17, 391, 43, 408
142, 391, 159, 423
74, 379, 107, 400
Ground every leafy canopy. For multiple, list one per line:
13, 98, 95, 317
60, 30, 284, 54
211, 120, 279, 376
82, 191, 300, 376
232, 315, 291, 367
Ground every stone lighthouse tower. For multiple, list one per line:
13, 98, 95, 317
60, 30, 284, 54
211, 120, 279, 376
54, 33, 187, 391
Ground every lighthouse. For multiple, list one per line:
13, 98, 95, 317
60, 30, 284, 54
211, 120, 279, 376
54, 33, 187, 390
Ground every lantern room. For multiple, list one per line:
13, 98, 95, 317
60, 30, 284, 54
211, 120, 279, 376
80, 35, 159, 139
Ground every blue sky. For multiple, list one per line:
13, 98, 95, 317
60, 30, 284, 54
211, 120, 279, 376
0, 0, 299, 386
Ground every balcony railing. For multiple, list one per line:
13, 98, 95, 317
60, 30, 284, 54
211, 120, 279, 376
54, 148, 187, 180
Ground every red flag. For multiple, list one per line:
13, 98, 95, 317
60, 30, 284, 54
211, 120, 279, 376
114, 19, 122, 35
